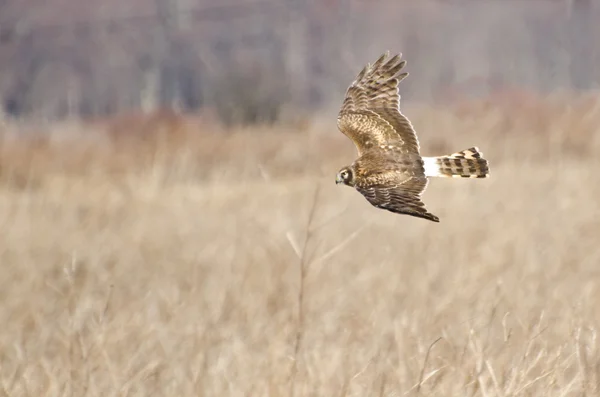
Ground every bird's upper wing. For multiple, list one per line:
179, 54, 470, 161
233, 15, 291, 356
337, 51, 420, 156
355, 175, 439, 222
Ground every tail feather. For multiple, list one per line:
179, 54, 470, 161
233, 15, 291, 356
423, 147, 490, 178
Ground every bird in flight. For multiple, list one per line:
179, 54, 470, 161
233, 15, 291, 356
335, 51, 489, 222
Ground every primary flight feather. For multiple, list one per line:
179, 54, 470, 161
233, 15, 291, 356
335, 51, 490, 223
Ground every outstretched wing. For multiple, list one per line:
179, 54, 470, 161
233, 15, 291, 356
337, 51, 420, 156
355, 176, 439, 222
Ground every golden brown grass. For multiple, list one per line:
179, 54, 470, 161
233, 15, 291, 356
1, 93, 600, 396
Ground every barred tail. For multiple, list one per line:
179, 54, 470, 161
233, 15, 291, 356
423, 147, 490, 178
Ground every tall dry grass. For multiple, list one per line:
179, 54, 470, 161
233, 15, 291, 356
1, 92, 600, 396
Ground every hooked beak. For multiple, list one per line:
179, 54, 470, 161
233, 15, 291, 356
335, 174, 343, 185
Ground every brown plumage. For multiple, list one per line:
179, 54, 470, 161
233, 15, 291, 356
335, 51, 490, 223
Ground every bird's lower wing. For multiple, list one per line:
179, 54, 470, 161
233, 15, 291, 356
356, 177, 439, 222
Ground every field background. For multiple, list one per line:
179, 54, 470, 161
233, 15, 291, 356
2, 0, 600, 396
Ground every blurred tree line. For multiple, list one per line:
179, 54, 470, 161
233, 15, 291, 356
0, 0, 598, 124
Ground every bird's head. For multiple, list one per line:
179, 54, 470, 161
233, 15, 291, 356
336, 166, 355, 186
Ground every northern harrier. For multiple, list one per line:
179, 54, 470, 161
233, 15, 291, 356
335, 51, 490, 222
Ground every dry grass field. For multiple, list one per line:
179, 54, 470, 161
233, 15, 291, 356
1, 92, 600, 396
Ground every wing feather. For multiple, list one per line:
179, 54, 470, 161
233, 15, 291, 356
337, 51, 420, 156
355, 176, 439, 222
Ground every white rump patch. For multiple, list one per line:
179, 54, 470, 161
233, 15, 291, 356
423, 157, 441, 177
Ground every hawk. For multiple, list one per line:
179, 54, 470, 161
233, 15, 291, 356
335, 51, 490, 223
